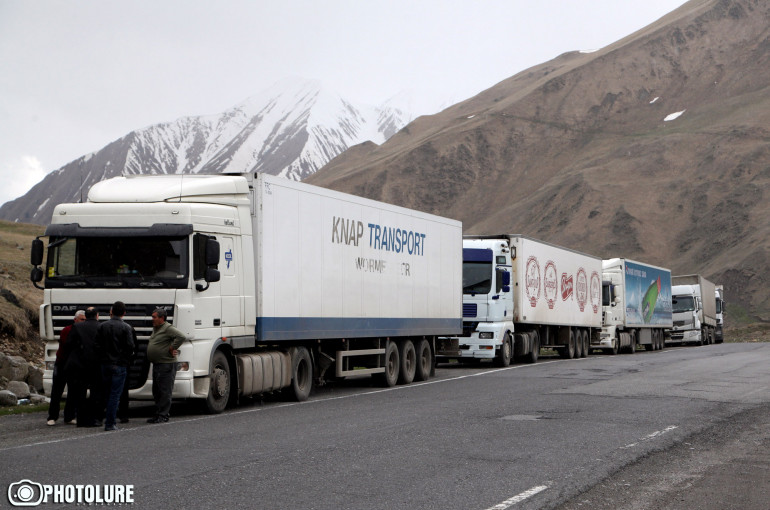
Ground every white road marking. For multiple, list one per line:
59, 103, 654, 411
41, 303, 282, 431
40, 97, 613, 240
484, 485, 549, 510
621, 425, 678, 449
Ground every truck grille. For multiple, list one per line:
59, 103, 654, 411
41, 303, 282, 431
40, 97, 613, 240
51, 303, 174, 390
460, 322, 479, 337
463, 303, 478, 318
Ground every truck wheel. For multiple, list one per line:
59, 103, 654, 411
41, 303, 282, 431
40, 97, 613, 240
205, 350, 231, 414
628, 331, 636, 354
291, 347, 313, 401
398, 340, 417, 385
560, 330, 575, 359
574, 330, 583, 359
414, 339, 432, 382
381, 341, 400, 387
495, 333, 512, 367
526, 331, 540, 364
606, 336, 619, 355
581, 329, 589, 358
698, 327, 706, 346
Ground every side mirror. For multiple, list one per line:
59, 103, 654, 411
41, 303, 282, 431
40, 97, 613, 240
206, 239, 220, 266
30, 267, 44, 283
501, 271, 511, 292
205, 267, 220, 283
196, 238, 221, 292
30, 239, 44, 266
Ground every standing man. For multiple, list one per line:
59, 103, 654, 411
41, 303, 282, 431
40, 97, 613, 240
64, 307, 103, 428
46, 310, 85, 426
146, 307, 185, 424
96, 301, 136, 432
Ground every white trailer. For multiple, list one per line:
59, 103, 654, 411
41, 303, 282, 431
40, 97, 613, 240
31, 173, 462, 412
669, 274, 717, 346
436, 235, 602, 365
597, 258, 673, 354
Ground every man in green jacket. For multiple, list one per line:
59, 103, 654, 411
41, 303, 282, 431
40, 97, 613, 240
146, 307, 186, 423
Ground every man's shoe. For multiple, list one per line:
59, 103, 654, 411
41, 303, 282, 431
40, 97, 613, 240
46, 419, 55, 426
64, 418, 76, 425
104, 425, 119, 431
146, 416, 169, 424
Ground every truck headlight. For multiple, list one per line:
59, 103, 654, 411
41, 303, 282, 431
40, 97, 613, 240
176, 362, 190, 371
479, 332, 494, 339
46, 361, 55, 371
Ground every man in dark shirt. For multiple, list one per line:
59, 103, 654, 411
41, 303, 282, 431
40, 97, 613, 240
47, 310, 85, 426
96, 301, 136, 431
64, 307, 103, 427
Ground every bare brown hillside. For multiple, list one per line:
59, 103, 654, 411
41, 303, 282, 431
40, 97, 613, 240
307, 0, 770, 321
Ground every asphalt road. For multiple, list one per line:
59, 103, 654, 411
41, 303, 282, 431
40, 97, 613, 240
1, 342, 769, 509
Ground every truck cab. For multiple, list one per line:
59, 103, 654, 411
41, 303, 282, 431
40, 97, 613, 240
671, 285, 705, 345
715, 285, 725, 343
600, 272, 624, 353
437, 238, 514, 366
31, 174, 251, 412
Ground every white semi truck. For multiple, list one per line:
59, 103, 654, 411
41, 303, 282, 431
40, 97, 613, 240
715, 285, 725, 343
669, 274, 717, 346
436, 235, 602, 365
31, 173, 462, 412
597, 258, 673, 354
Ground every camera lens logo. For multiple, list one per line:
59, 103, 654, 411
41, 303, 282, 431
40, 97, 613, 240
8, 480, 44, 506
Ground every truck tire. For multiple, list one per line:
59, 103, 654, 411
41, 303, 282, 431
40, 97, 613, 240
581, 329, 589, 358
381, 341, 400, 387
495, 333, 512, 367
606, 335, 619, 355
205, 350, 231, 414
698, 327, 706, 346
628, 330, 636, 354
574, 330, 583, 359
560, 329, 575, 359
291, 347, 312, 401
526, 331, 540, 364
398, 340, 417, 385
414, 339, 432, 382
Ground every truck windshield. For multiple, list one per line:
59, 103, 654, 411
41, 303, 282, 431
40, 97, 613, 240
672, 296, 695, 313
463, 261, 492, 294
45, 236, 189, 288
716, 298, 723, 314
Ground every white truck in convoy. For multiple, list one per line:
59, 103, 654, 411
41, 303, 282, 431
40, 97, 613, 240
715, 285, 725, 343
436, 235, 602, 365
597, 258, 673, 354
31, 173, 462, 412
669, 274, 717, 346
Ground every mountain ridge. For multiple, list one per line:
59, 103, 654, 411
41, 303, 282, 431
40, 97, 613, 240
306, 0, 770, 320
0, 78, 414, 224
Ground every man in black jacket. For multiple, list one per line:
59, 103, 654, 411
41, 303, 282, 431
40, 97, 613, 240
63, 307, 102, 427
96, 301, 136, 431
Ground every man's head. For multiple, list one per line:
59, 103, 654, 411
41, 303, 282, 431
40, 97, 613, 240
84, 307, 98, 320
151, 307, 167, 327
74, 310, 86, 323
111, 301, 127, 318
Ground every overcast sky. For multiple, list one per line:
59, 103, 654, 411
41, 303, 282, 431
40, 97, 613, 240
0, 0, 689, 207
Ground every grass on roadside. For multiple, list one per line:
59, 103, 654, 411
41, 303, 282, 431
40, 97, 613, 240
0, 402, 49, 417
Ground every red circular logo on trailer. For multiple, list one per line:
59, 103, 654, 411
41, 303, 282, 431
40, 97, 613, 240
590, 271, 601, 313
525, 256, 541, 307
576, 267, 588, 312
543, 261, 558, 309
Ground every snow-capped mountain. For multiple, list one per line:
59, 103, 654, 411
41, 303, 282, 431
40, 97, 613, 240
0, 78, 414, 224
